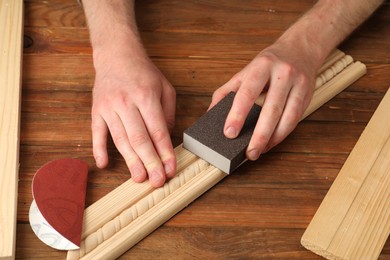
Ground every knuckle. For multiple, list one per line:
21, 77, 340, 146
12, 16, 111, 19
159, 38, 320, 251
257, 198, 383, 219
125, 156, 139, 167
212, 89, 222, 100
134, 87, 154, 104
116, 93, 130, 106
91, 120, 101, 132
112, 133, 128, 146
297, 74, 309, 85
130, 132, 149, 147
277, 63, 295, 79
143, 160, 161, 172
92, 97, 108, 112
244, 70, 261, 85
112, 134, 127, 144
230, 72, 243, 83
286, 110, 301, 124
256, 53, 274, 65
268, 103, 283, 118
91, 123, 105, 134
294, 74, 311, 89
166, 85, 176, 98
254, 133, 269, 148
150, 128, 167, 144
137, 90, 150, 104
238, 86, 258, 101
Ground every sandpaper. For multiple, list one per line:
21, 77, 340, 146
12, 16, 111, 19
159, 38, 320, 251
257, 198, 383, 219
29, 158, 88, 250
183, 92, 261, 173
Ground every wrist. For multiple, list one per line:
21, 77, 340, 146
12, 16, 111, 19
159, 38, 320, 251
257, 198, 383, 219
275, 32, 325, 73
92, 32, 148, 70
276, 17, 335, 72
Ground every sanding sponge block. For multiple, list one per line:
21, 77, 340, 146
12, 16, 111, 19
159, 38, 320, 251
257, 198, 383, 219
183, 92, 261, 174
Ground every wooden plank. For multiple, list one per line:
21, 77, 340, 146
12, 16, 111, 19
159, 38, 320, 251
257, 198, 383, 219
22, 27, 390, 63
301, 88, 390, 259
17, 223, 323, 259
16, 0, 390, 258
22, 0, 312, 28
0, 0, 24, 259
21, 53, 390, 94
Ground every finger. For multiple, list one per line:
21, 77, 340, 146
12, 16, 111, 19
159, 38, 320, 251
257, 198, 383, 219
91, 114, 109, 168
246, 74, 291, 160
120, 106, 166, 187
161, 83, 176, 134
104, 111, 147, 183
224, 68, 270, 139
139, 100, 177, 180
209, 74, 241, 110
265, 82, 312, 152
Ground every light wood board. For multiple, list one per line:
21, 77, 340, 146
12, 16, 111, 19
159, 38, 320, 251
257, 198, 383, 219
301, 87, 390, 260
0, 0, 24, 259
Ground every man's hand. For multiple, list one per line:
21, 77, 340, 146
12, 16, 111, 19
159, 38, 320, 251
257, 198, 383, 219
210, 0, 383, 161
210, 41, 316, 160
91, 49, 176, 187
82, 0, 178, 187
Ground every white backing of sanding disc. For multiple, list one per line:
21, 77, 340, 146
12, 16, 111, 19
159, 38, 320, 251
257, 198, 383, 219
29, 199, 79, 250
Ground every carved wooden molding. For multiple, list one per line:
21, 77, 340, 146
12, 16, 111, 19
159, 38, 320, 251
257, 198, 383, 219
67, 51, 367, 259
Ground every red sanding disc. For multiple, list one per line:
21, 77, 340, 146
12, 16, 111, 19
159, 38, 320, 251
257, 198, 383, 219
31, 158, 88, 247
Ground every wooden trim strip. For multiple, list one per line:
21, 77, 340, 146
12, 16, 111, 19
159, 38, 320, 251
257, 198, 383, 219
315, 55, 353, 89
81, 158, 210, 256
73, 165, 226, 260
301, 88, 390, 260
68, 53, 367, 259
302, 61, 366, 119
0, 1, 24, 259
68, 159, 218, 259
81, 145, 198, 239
318, 49, 345, 74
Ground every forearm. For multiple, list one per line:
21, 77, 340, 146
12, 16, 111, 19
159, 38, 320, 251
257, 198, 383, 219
82, 0, 146, 66
81, 0, 177, 187
277, 0, 384, 70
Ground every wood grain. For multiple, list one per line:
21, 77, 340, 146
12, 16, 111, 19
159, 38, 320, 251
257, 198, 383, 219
301, 88, 390, 259
17, 0, 390, 259
0, 0, 23, 259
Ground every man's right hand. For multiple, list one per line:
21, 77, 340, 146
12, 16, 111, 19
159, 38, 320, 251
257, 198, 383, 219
91, 47, 177, 188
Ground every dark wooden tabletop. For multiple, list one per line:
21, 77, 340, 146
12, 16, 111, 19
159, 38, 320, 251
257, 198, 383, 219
17, 0, 390, 259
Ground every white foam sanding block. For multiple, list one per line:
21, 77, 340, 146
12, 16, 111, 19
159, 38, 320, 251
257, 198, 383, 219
183, 92, 261, 173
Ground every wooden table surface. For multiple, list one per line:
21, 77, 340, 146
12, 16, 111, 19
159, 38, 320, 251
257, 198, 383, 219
17, 0, 390, 259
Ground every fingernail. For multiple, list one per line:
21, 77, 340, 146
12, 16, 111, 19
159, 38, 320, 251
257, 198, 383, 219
164, 163, 173, 176
150, 171, 164, 187
225, 126, 237, 138
131, 166, 144, 181
248, 149, 260, 160
95, 156, 103, 167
